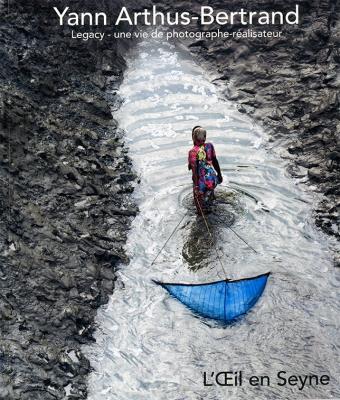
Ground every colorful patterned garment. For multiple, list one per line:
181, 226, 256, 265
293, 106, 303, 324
188, 142, 218, 194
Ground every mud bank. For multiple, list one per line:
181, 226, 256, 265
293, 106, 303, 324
152, 0, 340, 250
0, 1, 139, 398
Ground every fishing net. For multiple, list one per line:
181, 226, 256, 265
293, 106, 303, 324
155, 273, 269, 322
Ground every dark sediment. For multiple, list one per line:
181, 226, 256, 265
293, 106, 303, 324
0, 1, 139, 398
152, 0, 340, 253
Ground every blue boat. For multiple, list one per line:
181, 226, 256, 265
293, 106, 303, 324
154, 272, 270, 323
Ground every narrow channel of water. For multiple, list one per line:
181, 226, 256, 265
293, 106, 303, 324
85, 37, 340, 399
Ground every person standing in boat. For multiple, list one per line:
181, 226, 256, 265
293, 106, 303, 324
188, 126, 223, 214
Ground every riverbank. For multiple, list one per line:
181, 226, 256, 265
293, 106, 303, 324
0, 1, 138, 399
152, 0, 340, 259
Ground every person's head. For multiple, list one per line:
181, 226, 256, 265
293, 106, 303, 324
192, 126, 207, 145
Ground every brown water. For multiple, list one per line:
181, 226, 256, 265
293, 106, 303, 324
85, 37, 340, 400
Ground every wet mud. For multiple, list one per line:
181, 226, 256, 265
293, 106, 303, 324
0, 1, 138, 399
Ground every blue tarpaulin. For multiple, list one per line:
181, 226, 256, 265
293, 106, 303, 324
154, 272, 270, 323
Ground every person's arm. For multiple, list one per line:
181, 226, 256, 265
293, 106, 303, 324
210, 144, 223, 183
192, 162, 199, 186
212, 157, 223, 183
188, 150, 199, 187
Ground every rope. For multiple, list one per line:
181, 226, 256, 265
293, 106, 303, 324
227, 226, 258, 254
150, 188, 257, 274
216, 185, 258, 253
150, 212, 187, 266
194, 192, 228, 278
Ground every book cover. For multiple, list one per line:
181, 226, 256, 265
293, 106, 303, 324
0, 1, 339, 399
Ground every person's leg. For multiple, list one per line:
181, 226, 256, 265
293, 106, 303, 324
205, 190, 215, 206
202, 190, 215, 214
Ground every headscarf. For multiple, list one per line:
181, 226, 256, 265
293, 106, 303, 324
192, 126, 206, 146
